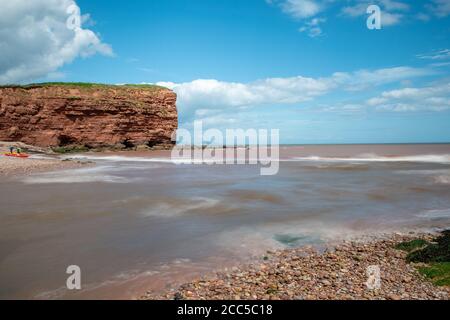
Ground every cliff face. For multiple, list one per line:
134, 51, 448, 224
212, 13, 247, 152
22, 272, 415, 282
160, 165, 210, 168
0, 84, 178, 150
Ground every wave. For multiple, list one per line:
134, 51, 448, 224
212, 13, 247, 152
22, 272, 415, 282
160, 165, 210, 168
29, 154, 58, 160
395, 169, 450, 185
63, 155, 216, 165
63, 153, 450, 166
290, 153, 450, 164
417, 209, 450, 220
141, 197, 221, 218
22, 166, 130, 184
434, 175, 450, 184
64, 155, 277, 165
63, 155, 174, 163
227, 190, 285, 204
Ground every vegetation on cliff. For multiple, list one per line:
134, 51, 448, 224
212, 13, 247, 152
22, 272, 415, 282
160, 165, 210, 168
0, 83, 178, 150
0, 82, 168, 91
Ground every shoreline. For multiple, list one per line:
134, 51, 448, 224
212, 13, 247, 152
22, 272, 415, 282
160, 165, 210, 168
0, 142, 94, 177
0, 157, 90, 177
142, 231, 450, 300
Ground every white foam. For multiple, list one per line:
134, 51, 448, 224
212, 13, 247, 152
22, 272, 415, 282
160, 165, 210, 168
64, 154, 276, 165
395, 169, 450, 184
417, 209, 450, 219
63, 155, 175, 163
59, 151, 450, 165
434, 175, 450, 184
290, 154, 450, 164
141, 197, 220, 218
396, 169, 450, 175
29, 154, 58, 160
22, 166, 130, 184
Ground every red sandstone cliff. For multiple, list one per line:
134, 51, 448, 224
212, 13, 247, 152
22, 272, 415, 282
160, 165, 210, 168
0, 84, 178, 150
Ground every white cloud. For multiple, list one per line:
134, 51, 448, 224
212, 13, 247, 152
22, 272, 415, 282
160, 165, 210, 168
417, 49, 450, 60
341, 0, 409, 26
158, 76, 334, 111
341, 3, 370, 17
379, 0, 409, 11
299, 17, 326, 37
333, 66, 432, 89
273, 0, 446, 34
272, 0, 328, 37
0, 0, 113, 84
272, 0, 414, 35
426, 0, 450, 18
157, 66, 432, 117
366, 82, 450, 112
416, 12, 431, 21
281, 0, 322, 19
381, 12, 404, 26
342, 0, 410, 14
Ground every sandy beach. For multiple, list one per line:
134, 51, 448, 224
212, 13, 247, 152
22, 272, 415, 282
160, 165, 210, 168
0, 142, 92, 176
143, 232, 450, 300
0, 157, 89, 176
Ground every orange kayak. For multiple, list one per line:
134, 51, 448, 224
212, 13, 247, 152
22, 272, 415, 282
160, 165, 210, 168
3, 153, 30, 159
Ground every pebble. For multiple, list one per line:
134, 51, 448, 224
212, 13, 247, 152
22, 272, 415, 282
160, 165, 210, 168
143, 233, 450, 301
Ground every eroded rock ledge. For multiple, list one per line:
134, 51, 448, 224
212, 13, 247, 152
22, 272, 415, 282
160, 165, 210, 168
0, 83, 178, 151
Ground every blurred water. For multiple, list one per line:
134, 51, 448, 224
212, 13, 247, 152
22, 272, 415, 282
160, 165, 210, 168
0, 144, 450, 299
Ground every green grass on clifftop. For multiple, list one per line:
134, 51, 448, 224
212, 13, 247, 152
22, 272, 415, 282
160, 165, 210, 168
0, 82, 169, 91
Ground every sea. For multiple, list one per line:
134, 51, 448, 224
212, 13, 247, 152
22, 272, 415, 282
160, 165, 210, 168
0, 144, 449, 299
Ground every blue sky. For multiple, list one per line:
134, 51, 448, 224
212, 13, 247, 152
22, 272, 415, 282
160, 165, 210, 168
2, 0, 450, 143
